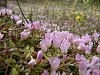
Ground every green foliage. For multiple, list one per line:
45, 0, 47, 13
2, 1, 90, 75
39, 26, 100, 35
0, 0, 100, 75
22, 45, 34, 59
10, 68, 18, 75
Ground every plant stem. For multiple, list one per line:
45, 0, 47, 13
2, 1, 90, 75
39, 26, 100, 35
15, 0, 28, 23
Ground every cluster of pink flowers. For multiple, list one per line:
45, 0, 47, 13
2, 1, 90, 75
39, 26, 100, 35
0, 8, 22, 25
73, 32, 100, 54
0, 8, 42, 40
28, 50, 43, 69
40, 31, 100, 54
10, 15, 21, 22
41, 56, 67, 75
0, 7, 100, 75
73, 34, 93, 54
25, 20, 41, 30
0, 8, 12, 16
39, 31, 100, 75
40, 31, 73, 53
75, 54, 100, 75
20, 20, 41, 40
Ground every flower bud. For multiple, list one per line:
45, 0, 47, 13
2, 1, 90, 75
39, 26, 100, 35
20, 29, 30, 40
28, 58, 36, 69
37, 50, 43, 61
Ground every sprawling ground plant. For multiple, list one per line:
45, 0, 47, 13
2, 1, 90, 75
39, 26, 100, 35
0, 1, 100, 75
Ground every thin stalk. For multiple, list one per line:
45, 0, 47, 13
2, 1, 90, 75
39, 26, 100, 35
29, 9, 33, 22
15, 0, 28, 23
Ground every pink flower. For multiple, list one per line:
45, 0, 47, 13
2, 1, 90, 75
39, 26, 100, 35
92, 32, 99, 42
41, 38, 52, 48
78, 60, 89, 75
10, 15, 20, 21
60, 39, 70, 53
85, 69, 91, 75
28, 57, 36, 69
53, 37, 62, 48
85, 42, 93, 54
20, 29, 30, 40
40, 43, 48, 52
6, 8, 12, 15
96, 43, 100, 53
73, 38, 85, 44
50, 70, 57, 75
49, 57, 60, 70
75, 54, 86, 62
77, 43, 87, 51
76, 55, 100, 75
45, 38, 52, 48
66, 33, 74, 42
53, 38, 61, 48
42, 70, 49, 75
25, 22, 32, 29
40, 38, 51, 52
0, 8, 12, 16
93, 70, 100, 75
37, 50, 43, 61
78, 42, 93, 54
75, 54, 90, 75
28, 58, 36, 65
89, 56, 100, 67
0, 33, 4, 40
0, 8, 6, 16
45, 32, 54, 41
81, 34, 92, 43
32, 21, 41, 30
16, 20, 22, 25
91, 62, 100, 75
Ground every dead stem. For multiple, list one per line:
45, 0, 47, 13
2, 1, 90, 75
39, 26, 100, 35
4, 65, 8, 75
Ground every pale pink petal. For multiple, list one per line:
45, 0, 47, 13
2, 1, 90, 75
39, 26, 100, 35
49, 57, 60, 70
96, 44, 100, 53
20, 29, 30, 40
50, 70, 56, 75
0, 33, 4, 40
89, 56, 100, 67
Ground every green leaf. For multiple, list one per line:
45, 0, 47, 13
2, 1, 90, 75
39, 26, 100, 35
10, 68, 18, 75
6, 39, 15, 48
23, 45, 34, 59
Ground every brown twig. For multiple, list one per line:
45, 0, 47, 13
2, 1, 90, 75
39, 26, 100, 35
4, 65, 8, 75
